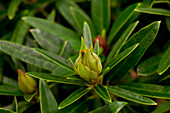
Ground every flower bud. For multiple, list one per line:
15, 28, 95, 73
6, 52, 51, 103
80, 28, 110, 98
18, 69, 37, 94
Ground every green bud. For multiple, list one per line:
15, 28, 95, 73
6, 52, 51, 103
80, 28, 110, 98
18, 69, 37, 94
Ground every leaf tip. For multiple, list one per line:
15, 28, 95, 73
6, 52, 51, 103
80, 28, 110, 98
8, 16, 13, 20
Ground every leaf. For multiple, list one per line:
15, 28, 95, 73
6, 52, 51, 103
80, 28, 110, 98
89, 101, 127, 113
135, 8, 170, 16
0, 40, 57, 72
142, 0, 155, 8
151, 100, 170, 113
94, 40, 99, 55
27, 72, 87, 86
0, 108, 15, 113
118, 83, 170, 99
24, 92, 37, 102
58, 87, 90, 109
0, 54, 4, 82
91, 0, 111, 34
7, 0, 22, 19
137, 55, 161, 76
48, 9, 56, 22
166, 17, 170, 32
33, 48, 73, 71
107, 3, 140, 45
93, 84, 112, 103
56, 0, 81, 32
83, 22, 93, 48
22, 17, 80, 50
158, 46, 170, 75
2, 76, 18, 87
52, 66, 76, 77
107, 21, 161, 82
40, 80, 58, 113
105, 44, 139, 71
0, 84, 23, 96
70, 7, 95, 38
106, 21, 139, 63
107, 86, 157, 105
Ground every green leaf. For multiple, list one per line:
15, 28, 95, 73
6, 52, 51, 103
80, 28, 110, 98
142, 0, 155, 8
83, 22, 93, 48
11, 20, 30, 44
0, 40, 57, 72
2, 76, 18, 87
27, 72, 87, 86
58, 87, 90, 109
24, 92, 37, 102
107, 86, 157, 105
158, 46, 170, 75
151, 100, 170, 113
107, 21, 161, 82
52, 66, 76, 77
166, 17, 170, 32
106, 21, 139, 63
0, 54, 4, 82
89, 101, 127, 113
94, 40, 99, 55
118, 83, 170, 99
105, 44, 139, 71
40, 80, 58, 113
0, 108, 15, 113
93, 84, 112, 103
7, 0, 22, 19
70, 7, 95, 38
135, 8, 170, 16
137, 55, 161, 76
0, 85, 23, 96
107, 3, 140, 45
91, 0, 111, 34
33, 48, 73, 71
56, 0, 81, 32
48, 9, 56, 22
22, 17, 80, 50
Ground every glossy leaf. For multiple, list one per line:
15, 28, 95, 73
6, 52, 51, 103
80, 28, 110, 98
93, 84, 112, 103
89, 101, 127, 113
118, 83, 170, 99
107, 86, 157, 105
91, 0, 111, 34
83, 22, 93, 48
135, 8, 170, 16
0, 108, 15, 113
27, 72, 87, 86
0, 40, 57, 72
151, 100, 170, 113
56, 0, 81, 32
40, 80, 58, 113
58, 87, 90, 109
107, 21, 161, 82
158, 46, 170, 75
52, 66, 76, 77
137, 55, 161, 76
7, 0, 22, 19
22, 17, 80, 50
106, 21, 139, 63
107, 3, 140, 45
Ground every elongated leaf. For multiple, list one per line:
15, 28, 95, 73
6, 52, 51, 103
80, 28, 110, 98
107, 21, 161, 82
106, 21, 139, 63
48, 10, 56, 22
0, 85, 23, 96
107, 86, 157, 105
137, 55, 161, 76
91, 0, 111, 34
70, 7, 95, 38
151, 100, 170, 113
83, 22, 93, 48
33, 48, 73, 71
40, 80, 58, 113
0, 53, 4, 82
166, 17, 170, 32
118, 83, 170, 99
142, 0, 155, 8
107, 3, 140, 45
28, 72, 87, 86
105, 44, 139, 71
2, 76, 18, 87
58, 87, 90, 109
0, 108, 15, 113
7, 0, 22, 19
93, 84, 112, 103
56, 0, 81, 32
89, 101, 127, 113
94, 40, 99, 55
22, 17, 80, 50
0, 41, 57, 71
52, 66, 76, 77
135, 8, 170, 16
158, 46, 170, 75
